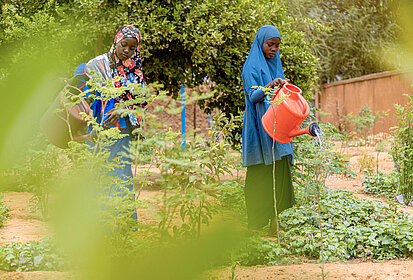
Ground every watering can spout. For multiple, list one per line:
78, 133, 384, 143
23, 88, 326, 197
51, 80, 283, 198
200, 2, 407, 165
288, 127, 310, 138
308, 122, 321, 137
288, 122, 320, 139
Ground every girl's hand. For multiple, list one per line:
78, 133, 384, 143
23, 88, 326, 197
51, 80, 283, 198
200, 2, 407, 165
266, 78, 285, 89
104, 108, 121, 126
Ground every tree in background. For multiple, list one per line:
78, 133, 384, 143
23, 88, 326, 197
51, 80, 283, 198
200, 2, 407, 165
127, 0, 317, 114
286, 0, 401, 84
0, 0, 317, 144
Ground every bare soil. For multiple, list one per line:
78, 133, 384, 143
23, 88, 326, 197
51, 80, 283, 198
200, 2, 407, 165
213, 260, 413, 280
1, 137, 413, 279
0, 272, 72, 280
0, 192, 50, 243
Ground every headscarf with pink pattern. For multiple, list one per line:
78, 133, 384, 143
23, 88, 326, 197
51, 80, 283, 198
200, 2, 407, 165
107, 25, 145, 108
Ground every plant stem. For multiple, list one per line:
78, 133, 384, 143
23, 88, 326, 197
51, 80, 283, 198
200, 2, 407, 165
271, 105, 280, 244
231, 262, 237, 280
198, 200, 203, 238
315, 191, 325, 280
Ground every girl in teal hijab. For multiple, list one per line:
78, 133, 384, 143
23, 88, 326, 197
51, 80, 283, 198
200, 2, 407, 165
241, 25, 295, 231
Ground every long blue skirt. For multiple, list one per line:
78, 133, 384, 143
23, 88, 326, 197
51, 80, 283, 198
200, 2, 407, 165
87, 126, 138, 227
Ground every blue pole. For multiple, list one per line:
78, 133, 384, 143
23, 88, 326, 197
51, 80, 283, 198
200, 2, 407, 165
180, 84, 186, 149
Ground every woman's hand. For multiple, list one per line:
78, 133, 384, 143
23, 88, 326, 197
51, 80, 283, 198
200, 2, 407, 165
73, 131, 93, 142
104, 108, 121, 126
266, 78, 285, 89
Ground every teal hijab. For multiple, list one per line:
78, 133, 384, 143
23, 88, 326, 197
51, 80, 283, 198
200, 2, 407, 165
242, 25, 284, 108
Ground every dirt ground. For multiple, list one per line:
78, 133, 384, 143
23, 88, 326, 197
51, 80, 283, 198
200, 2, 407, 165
0, 272, 72, 280
0, 192, 50, 244
215, 260, 413, 280
1, 136, 413, 279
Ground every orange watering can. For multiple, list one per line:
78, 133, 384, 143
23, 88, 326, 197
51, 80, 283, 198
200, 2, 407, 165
261, 81, 320, 144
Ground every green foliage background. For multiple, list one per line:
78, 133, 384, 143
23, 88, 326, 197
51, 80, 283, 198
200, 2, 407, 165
0, 0, 317, 120
286, 0, 401, 84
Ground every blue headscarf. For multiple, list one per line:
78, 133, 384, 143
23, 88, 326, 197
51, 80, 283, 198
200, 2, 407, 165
241, 25, 293, 167
242, 25, 284, 108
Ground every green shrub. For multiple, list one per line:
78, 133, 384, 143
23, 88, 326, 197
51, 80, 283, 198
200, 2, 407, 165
233, 189, 413, 265
391, 93, 413, 204
357, 154, 376, 172
216, 180, 246, 216
18, 136, 66, 218
140, 108, 242, 239
0, 239, 65, 272
362, 170, 399, 198
0, 195, 10, 228
232, 235, 274, 266
292, 119, 355, 205
345, 105, 382, 145
279, 189, 413, 261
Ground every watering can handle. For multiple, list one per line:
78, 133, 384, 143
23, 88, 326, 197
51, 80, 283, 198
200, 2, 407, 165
271, 79, 290, 101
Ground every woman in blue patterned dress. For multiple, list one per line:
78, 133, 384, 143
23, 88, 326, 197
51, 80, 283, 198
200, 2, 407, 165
73, 25, 146, 226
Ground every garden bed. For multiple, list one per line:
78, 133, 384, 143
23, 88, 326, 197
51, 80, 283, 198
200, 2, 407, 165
1, 136, 413, 279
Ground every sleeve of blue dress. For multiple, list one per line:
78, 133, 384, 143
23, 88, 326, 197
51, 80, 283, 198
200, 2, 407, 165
72, 63, 90, 95
72, 63, 105, 131
249, 88, 267, 104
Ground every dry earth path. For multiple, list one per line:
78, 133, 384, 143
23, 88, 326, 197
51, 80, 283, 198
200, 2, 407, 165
213, 260, 413, 280
0, 192, 50, 244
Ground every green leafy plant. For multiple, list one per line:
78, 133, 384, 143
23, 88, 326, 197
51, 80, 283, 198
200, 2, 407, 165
46, 73, 156, 250
0, 239, 66, 272
292, 120, 355, 205
232, 235, 274, 266
233, 188, 413, 265
334, 122, 357, 154
139, 105, 242, 239
0, 195, 10, 228
216, 180, 246, 216
63, 75, 243, 241
18, 136, 66, 218
346, 105, 381, 146
357, 154, 376, 173
279, 189, 413, 261
362, 170, 399, 198
391, 93, 413, 204
375, 138, 391, 172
